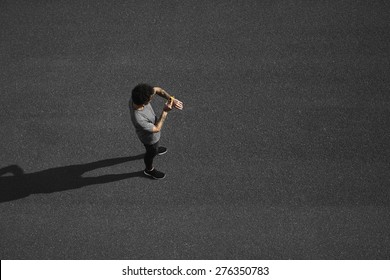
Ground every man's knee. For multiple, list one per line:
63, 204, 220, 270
145, 144, 159, 156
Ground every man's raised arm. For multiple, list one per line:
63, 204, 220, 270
153, 87, 184, 110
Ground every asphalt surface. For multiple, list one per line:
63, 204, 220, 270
1, 0, 390, 259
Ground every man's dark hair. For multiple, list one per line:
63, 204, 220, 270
132, 83, 154, 105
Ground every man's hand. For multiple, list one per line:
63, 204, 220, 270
173, 98, 184, 110
163, 97, 174, 112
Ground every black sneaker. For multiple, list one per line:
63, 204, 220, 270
144, 168, 166, 179
157, 147, 167, 156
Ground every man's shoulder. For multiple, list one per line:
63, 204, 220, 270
132, 108, 150, 124
144, 103, 153, 110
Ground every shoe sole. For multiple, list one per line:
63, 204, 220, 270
157, 150, 167, 156
144, 170, 166, 180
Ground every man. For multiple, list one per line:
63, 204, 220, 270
129, 83, 183, 179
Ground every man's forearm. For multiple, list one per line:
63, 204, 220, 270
154, 87, 172, 100
154, 110, 168, 133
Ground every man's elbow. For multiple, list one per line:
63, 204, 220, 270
153, 87, 162, 94
152, 126, 161, 133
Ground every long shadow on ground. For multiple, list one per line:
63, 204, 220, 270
0, 155, 145, 203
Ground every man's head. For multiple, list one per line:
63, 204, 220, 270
132, 83, 154, 105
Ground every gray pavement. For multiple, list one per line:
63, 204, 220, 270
1, 0, 390, 259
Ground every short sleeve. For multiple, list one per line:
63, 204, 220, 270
135, 114, 155, 132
